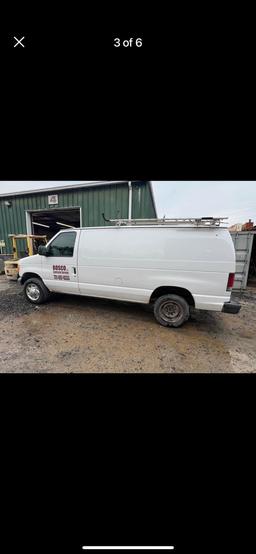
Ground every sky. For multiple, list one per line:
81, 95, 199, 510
0, 181, 255, 226
151, 181, 256, 225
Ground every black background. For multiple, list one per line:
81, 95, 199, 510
1, 375, 254, 553
1, 6, 255, 181
1, 5, 255, 553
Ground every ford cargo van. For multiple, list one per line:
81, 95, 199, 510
18, 218, 241, 327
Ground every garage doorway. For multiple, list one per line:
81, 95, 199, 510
26, 208, 81, 241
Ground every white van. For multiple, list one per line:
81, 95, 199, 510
18, 218, 241, 327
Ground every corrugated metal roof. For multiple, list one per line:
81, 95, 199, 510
0, 181, 128, 198
0, 181, 158, 219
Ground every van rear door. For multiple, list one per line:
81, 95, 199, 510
41, 230, 79, 294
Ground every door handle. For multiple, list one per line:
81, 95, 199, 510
73, 267, 77, 275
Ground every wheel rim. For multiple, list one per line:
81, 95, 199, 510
159, 300, 182, 323
26, 283, 41, 301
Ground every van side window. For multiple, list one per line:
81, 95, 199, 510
48, 232, 76, 257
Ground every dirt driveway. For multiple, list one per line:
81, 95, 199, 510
0, 275, 255, 372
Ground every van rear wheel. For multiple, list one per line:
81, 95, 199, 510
24, 278, 50, 304
153, 294, 190, 327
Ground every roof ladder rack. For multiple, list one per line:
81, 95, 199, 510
105, 217, 228, 227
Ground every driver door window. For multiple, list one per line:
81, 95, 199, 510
48, 232, 76, 257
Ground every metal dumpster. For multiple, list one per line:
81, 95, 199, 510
230, 232, 255, 290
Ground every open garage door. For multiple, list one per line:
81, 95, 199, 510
29, 208, 81, 241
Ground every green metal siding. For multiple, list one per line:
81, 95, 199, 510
132, 181, 156, 219
0, 181, 156, 253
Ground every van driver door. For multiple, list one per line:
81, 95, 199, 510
41, 231, 80, 294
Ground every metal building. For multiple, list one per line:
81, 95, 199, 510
230, 231, 256, 290
0, 181, 157, 255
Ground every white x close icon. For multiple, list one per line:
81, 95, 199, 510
14, 36, 25, 48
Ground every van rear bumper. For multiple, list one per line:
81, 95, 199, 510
222, 300, 241, 314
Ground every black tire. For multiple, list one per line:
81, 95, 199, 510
153, 294, 190, 327
24, 277, 50, 305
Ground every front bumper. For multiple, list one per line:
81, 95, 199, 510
222, 300, 241, 314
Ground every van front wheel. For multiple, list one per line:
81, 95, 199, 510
153, 294, 190, 327
24, 278, 50, 304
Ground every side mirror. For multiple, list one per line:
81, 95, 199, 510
38, 245, 49, 256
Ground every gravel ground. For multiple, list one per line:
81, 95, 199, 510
0, 275, 255, 373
